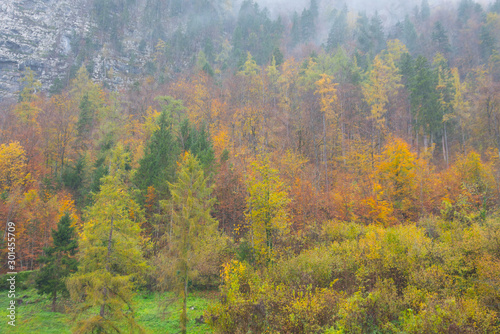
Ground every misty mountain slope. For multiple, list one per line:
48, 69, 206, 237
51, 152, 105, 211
0, 0, 492, 102
0, 0, 233, 101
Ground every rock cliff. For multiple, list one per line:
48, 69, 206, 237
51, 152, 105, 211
0, 0, 92, 101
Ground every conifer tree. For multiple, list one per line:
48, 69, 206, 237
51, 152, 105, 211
134, 110, 180, 199
67, 145, 148, 334
421, 0, 431, 20
432, 21, 451, 54
179, 119, 215, 173
158, 152, 221, 334
327, 6, 348, 51
290, 11, 301, 47
36, 213, 78, 312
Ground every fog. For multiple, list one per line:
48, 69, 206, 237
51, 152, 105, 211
233, 0, 494, 20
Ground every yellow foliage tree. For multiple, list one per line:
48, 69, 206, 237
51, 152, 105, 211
245, 157, 290, 263
375, 139, 418, 222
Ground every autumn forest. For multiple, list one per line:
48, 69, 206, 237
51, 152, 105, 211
1, 0, 500, 332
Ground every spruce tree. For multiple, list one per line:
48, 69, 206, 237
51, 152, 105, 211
301, 8, 315, 42
35, 213, 78, 312
134, 110, 179, 199
290, 11, 301, 47
421, 0, 431, 20
402, 15, 418, 53
179, 119, 215, 173
432, 21, 451, 54
327, 6, 348, 51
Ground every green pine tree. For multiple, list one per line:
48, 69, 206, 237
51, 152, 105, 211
179, 119, 215, 173
327, 6, 348, 51
421, 0, 431, 20
35, 213, 78, 312
134, 109, 180, 199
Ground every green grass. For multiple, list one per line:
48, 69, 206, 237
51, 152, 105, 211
0, 287, 215, 333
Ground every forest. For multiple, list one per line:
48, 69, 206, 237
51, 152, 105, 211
1, 0, 500, 332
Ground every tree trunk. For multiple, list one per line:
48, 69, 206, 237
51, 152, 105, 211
181, 262, 188, 334
52, 290, 57, 312
100, 216, 114, 318
322, 113, 328, 192
444, 122, 449, 167
460, 118, 466, 155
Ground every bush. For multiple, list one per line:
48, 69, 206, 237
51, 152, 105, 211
0, 270, 35, 291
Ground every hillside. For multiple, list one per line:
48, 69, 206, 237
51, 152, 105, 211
1, 0, 500, 333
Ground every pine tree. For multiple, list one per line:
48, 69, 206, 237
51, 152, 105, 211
67, 145, 148, 334
432, 21, 451, 54
421, 0, 431, 20
370, 12, 386, 54
356, 12, 372, 54
310, 0, 319, 20
134, 110, 180, 199
179, 119, 215, 173
327, 6, 348, 51
402, 15, 418, 53
290, 11, 301, 47
410, 56, 441, 145
35, 213, 78, 312
301, 8, 315, 42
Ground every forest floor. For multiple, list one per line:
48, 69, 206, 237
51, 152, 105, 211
0, 287, 215, 333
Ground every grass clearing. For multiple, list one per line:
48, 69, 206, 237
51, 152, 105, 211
0, 287, 215, 333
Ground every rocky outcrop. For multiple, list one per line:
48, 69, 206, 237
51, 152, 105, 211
0, 0, 92, 101
0, 0, 158, 102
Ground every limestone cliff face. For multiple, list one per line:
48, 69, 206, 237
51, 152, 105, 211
0, 0, 92, 101
0, 0, 153, 102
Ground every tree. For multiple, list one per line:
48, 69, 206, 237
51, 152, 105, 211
67, 145, 147, 334
450, 67, 469, 154
421, 0, 431, 20
290, 11, 301, 47
432, 21, 451, 54
356, 12, 385, 55
0, 142, 29, 245
158, 152, 221, 334
408, 56, 441, 150
0, 142, 29, 193
363, 57, 397, 130
235, 52, 266, 150
15, 67, 42, 126
35, 213, 78, 312
315, 73, 338, 191
134, 109, 179, 199
370, 12, 386, 54
245, 157, 290, 264
232, 0, 283, 65
375, 139, 418, 221
327, 6, 348, 51
178, 119, 215, 173
41, 92, 78, 177
433, 53, 454, 166
400, 15, 418, 53
301, 8, 315, 42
